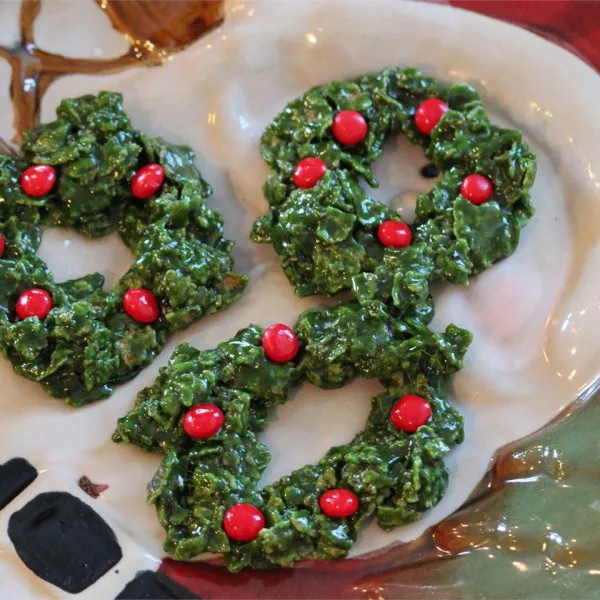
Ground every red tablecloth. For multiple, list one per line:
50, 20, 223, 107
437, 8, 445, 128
449, 0, 600, 71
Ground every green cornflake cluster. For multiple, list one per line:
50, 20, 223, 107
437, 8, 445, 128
252, 67, 536, 293
0, 92, 246, 405
115, 319, 467, 571
114, 67, 537, 570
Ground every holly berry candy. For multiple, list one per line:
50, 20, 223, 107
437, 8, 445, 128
414, 98, 449, 135
20, 165, 57, 198
0, 232, 4, 258
123, 288, 160, 323
292, 157, 327, 189
223, 503, 265, 542
390, 394, 432, 433
131, 163, 165, 199
377, 220, 412, 248
262, 324, 299, 363
16, 288, 53, 320
332, 110, 368, 146
460, 174, 493, 205
320, 489, 359, 518
182, 404, 224, 439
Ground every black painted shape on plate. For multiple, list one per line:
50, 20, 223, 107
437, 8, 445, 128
115, 570, 198, 599
8, 491, 122, 593
0, 458, 37, 510
420, 163, 440, 178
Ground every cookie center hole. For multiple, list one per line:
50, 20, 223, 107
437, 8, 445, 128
368, 134, 440, 224
36, 228, 133, 289
258, 378, 383, 486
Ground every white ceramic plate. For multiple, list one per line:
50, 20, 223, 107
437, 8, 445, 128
1, 1, 600, 597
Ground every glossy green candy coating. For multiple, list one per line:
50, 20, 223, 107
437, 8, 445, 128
115, 322, 467, 571
0, 92, 246, 405
253, 68, 535, 294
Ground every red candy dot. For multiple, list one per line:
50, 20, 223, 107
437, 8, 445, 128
320, 489, 359, 518
131, 164, 165, 199
262, 324, 299, 363
16, 288, 53, 320
223, 504, 265, 542
292, 157, 327, 189
0, 233, 4, 258
415, 98, 449, 135
390, 395, 432, 433
332, 110, 368, 146
377, 221, 412, 248
123, 288, 160, 323
20, 165, 56, 197
182, 404, 224, 439
460, 174, 493, 205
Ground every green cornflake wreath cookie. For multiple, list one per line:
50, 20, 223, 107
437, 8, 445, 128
0, 92, 246, 406
114, 67, 537, 571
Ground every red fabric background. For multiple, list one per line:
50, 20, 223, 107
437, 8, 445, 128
450, 1, 600, 71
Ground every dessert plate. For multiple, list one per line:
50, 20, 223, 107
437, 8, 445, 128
0, 0, 599, 597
